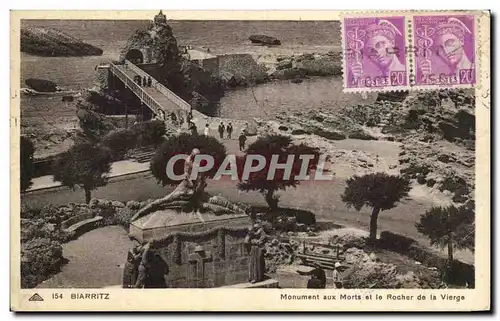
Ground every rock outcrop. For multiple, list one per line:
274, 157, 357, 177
25, 78, 58, 93
269, 52, 342, 80
249, 34, 281, 46
120, 18, 223, 115
21, 27, 103, 57
219, 54, 269, 87
342, 247, 437, 288
256, 88, 475, 205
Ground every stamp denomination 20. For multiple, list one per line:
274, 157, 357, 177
413, 15, 476, 88
343, 16, 408, 92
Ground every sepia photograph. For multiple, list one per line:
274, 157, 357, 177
10, 9, 490, 311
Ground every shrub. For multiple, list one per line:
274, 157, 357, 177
426, 178, 437, 187
114, 206, 135, 228
439, 175, 467, 193
21, 238, 63, 288
379, 231, 417, 251
417, 175, 427, 185
132, 119, 167, 147
102, 129, 138, 160
400, 163, 431, 179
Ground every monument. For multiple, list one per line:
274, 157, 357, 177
125, 149, 256, 288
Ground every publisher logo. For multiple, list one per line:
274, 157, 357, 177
28, 293, 44, 302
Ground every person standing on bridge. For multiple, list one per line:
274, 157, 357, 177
204, 123, 210, 136
218, 122, 225, 139
226, 123, 233, 139
147, 77, 152, 87
143, 76, 147, 87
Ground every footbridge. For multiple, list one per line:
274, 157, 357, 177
109, 60, 191, 121
108, 60, 256, 137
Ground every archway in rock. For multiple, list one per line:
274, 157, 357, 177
125, 49, 144, 64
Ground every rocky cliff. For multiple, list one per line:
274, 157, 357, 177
21, 27, 103, 57
120, 21, 223, 115
257, 89, 475, 206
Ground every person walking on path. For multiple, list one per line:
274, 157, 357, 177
238, 131, 247, 151
218, 122, 225, 139
147, 77, 152, 87
226, 123, 233, 139
143, 76, 147, 87
204, 123, 210, 136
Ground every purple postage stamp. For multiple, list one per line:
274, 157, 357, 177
343, 16, 408, 91
413, 15, 476, 87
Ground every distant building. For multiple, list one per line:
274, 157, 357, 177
154, 10, 167, 25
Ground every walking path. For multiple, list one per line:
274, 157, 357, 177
27, 160, 150, 192
27, 136, 256, 192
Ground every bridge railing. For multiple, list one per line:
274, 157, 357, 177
124, 60, 191, 112
109, 62, 166, 120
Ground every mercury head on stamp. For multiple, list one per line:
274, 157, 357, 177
344, 16, 407, 90
413, 15, 475, 86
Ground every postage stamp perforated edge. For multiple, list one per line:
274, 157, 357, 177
340, 10, 482, 93
410, 13, 478, 89
9, 10, 491, 312
340, 11, 412, 93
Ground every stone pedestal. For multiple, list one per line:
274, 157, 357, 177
129, 210, 252, 288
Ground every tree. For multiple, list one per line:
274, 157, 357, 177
20, 136, 35, 192
132, 119, 167, 147
150, 133, 226, 186
341, 173, 411, 242
52, 143, 112, 203
416, 205, 475, 279
237, 134, 320, 211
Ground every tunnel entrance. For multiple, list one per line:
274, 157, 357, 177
125, 49, 144, 64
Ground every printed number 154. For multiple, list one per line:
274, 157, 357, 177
52, 293, 63, 299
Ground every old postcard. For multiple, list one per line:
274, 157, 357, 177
10, 9, 490, 312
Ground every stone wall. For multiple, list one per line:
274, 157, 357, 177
150, 226, 250, 287
197, 57, 220, 78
